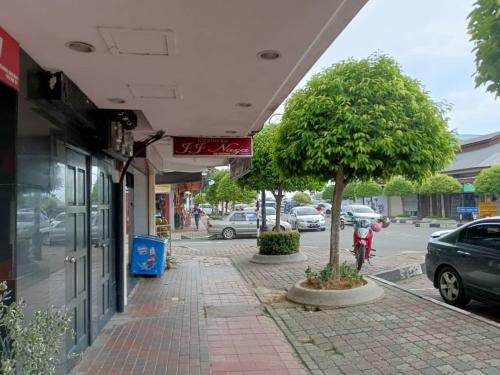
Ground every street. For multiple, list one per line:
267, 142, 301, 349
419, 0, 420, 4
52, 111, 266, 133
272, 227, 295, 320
179, 220, 500, 326
192, 220, 437, 258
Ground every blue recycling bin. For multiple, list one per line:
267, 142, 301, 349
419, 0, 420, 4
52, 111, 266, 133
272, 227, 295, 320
131, 235, 168, 276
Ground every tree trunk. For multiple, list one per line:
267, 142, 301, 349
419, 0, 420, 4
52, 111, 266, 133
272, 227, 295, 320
261, 190, 268, 231
330, 167, 345, 276
273, 188, 283, 232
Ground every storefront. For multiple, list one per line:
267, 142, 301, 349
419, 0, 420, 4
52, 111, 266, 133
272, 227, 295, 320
0, 28, 153, 373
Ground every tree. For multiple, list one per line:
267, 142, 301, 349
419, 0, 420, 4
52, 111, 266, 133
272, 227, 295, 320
322, 185, 334, 201
343, 182, 358, 200
468, 0, 500, 96
193, 192, 206, 205
275, 54, 459, 274
216, 173, 256, 212
354, 180, 382, 206
419, 174, 462, 217
474, 165, 500, 194
239, 124, 323, 230
383, 176, 415, 197
383, 176, 415, 215
292, 192, 311, 205
205, 169, 228, 212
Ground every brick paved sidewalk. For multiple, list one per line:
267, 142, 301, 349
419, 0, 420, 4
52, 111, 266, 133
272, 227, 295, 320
174, 243, 500, 375
171, 218, 210, 241
71, 254, 306, 375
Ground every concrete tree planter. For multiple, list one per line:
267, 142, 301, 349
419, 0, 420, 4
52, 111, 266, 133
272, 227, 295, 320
253, 231, 304, 264
250, 252, 307, 264
287, 278, 384, 308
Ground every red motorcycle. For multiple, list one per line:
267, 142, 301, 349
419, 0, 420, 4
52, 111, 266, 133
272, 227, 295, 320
351, 218, 382, 270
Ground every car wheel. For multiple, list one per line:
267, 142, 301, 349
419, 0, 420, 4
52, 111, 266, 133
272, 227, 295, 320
321, 228, 326, 231
222, 227, 236, 240
438, 267, 470, 307
326, 210, 331, 215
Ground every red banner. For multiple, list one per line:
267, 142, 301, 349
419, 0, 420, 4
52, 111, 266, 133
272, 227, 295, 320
173, 137, 252, 157
0, 27, 19, 91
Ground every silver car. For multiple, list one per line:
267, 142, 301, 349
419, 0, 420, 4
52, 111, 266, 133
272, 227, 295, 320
288, 206, 326, 231
342, 204, 381, 224
207, 211, 291, 239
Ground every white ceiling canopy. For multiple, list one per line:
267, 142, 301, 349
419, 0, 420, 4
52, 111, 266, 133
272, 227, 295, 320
1, 0, 367, 172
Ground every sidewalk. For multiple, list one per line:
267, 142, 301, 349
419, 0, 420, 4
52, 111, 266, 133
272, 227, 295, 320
171, 217, 210, 241
73, 242, 500, 375
71, 254, 306, 375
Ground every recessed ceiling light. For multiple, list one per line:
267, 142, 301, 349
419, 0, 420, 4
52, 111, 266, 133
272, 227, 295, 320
108, 98, 126, 104
65, 41, 95, 53
257, 50, 280, 60
225, 130, 237, 134
236, 102, 252, 108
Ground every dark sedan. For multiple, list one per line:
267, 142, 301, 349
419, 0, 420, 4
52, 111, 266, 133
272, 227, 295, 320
425, 217, 500, 307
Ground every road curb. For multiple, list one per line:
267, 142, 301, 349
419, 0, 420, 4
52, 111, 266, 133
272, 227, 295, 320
414, 222, 460, 228
374, 263, 426, 283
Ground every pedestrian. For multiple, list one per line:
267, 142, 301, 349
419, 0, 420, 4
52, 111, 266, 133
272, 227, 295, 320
192, 205, 202, 230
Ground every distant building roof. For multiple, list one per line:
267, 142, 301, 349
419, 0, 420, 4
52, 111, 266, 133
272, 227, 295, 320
444, 131, 500, 176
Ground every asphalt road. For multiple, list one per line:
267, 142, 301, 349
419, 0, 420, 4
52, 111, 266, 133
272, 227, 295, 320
299, 221, 437, 257
183, 220, 438, 258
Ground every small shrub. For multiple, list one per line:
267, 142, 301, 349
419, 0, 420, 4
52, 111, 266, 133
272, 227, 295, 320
0, 281, 73, 375
305, 263, 364, 289
208, 214, 223, 220
258, 231, 300, 255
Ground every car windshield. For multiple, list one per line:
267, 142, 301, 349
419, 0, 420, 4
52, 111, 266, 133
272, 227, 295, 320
266, 208, 276, 215
296, 207, 318, 215
353, 206, 375, 214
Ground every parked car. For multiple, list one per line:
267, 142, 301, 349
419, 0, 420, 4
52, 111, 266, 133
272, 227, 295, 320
342, 205, 381, 224
425, 217, 500, 307
199, 203, 213, 213
430, 229, 453, 239
234, 204, 249, 211
316, 203, 332, 215
207, 211, 291, 239
288, 206, 326, 231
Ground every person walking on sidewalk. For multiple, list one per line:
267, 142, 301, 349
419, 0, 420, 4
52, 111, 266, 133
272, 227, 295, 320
192, 205, 202, 230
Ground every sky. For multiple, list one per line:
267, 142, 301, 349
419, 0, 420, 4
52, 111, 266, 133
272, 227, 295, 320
273, 0, 499, 135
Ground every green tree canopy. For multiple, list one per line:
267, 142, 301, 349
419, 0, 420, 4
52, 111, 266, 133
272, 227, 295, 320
193, 192, 206, 205
275, 53, 459, 270
322, 185, 334, 201
292, 192, 311, 205
239, 124, 323, 229
205, 169, 228, 205
383, 176, 415, 197
468, 0, 500, 96
343, 182, 358, 200
475, 165, 500, 193
354, 180, 382, 198
216, 173, 255, 205
419, 174, 462, 195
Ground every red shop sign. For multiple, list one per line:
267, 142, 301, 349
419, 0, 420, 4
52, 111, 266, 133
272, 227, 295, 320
173, 137, 253, 157
0, 27, 20, 91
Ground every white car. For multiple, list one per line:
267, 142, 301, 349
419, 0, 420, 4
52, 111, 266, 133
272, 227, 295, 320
288, 206, 326, 231
342, 204, 381, 224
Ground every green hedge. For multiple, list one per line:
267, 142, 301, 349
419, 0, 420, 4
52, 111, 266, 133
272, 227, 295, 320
258, 231, 300, 255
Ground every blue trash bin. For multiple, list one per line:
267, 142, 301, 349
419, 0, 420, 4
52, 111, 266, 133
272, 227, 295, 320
131, 235, 168, 276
